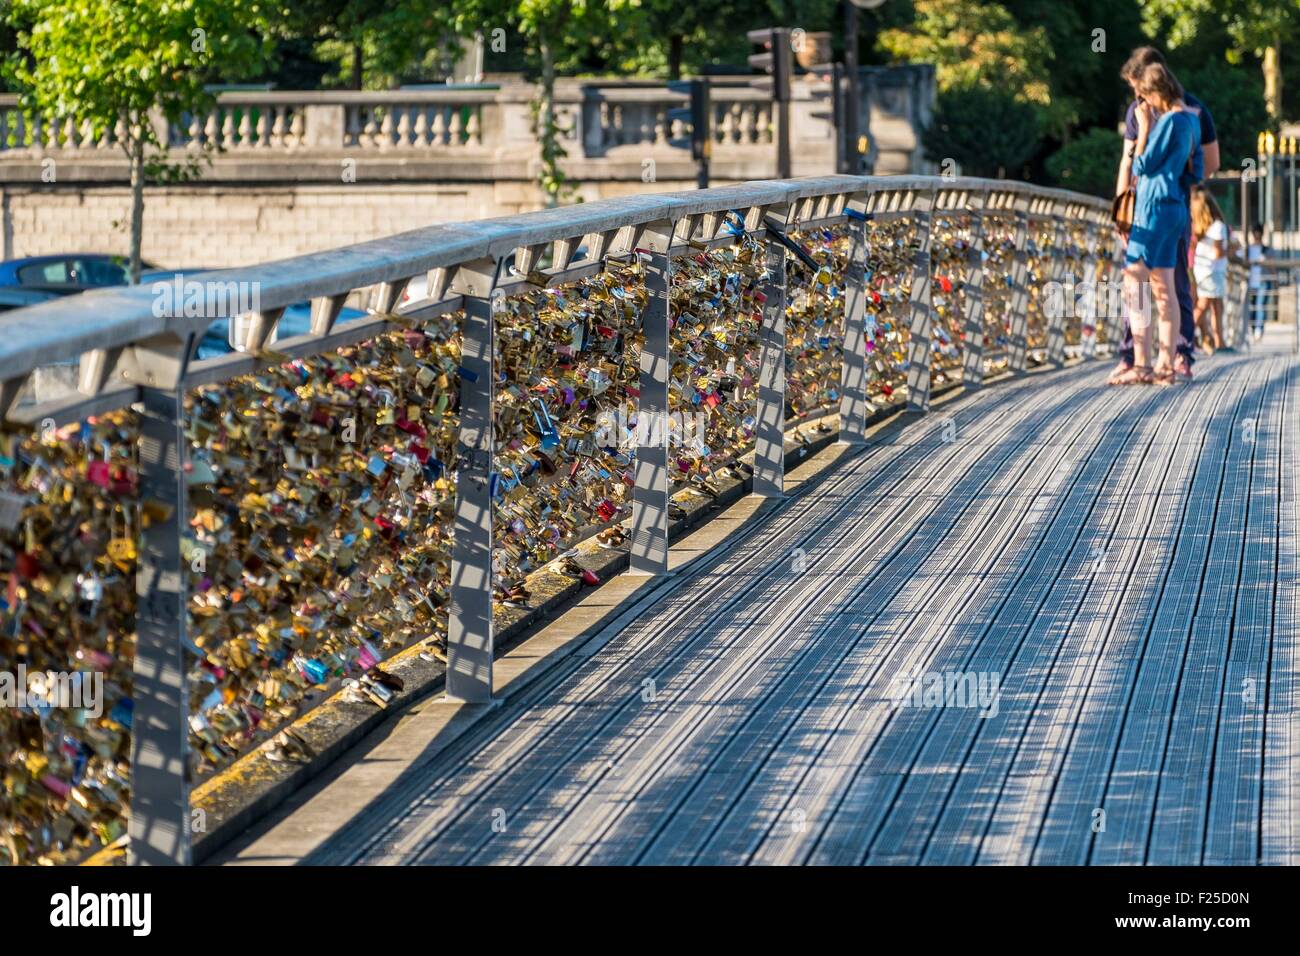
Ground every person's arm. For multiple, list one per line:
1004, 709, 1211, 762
1201, 141, 1220, 178
1197, 99, 1220, 177
1116, 100, 1138, 196
1213, 224, 1227, 260
1131, 105, 1162, 176
1116, 141, 1135, 196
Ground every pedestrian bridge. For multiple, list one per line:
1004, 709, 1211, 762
0, 174, 1293, 867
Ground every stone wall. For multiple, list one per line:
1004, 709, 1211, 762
0, 177, 721, 268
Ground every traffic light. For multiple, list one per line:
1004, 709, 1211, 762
807, 61, 845, 173
747, 27, 792, 103
666, 79, 711, 163
666, 78, 711, 189
747, 27, 792, 178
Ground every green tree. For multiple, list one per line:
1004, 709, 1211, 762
451, 0, 636, 206
634, 0, 839, 79
1143, 0, 1300, 122
1046, 127, 1122, 198
878, 0, 1067, 137
999, 0, 1145, 132
1180, 59, 1269, 174
922, 84, 1040, 179
5, 0, 272, 281
280, 0, 452, 89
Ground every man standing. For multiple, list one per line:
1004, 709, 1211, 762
1111, 47, 1220, 382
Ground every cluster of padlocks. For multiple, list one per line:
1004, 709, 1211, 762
0, 183, 1111, 864
491, 260, 644, 600
183, 315, 462, 775
980, 211, 1023, 376
0, 416, 139, 864
861, 216, 920, 403
930, 210, 980, 382
785, 228, 849, 420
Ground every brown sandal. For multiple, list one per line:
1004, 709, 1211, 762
1109, 365, 1153, 386
1153, 366, 1177, 386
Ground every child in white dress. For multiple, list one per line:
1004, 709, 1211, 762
1190, 186, 1227, 352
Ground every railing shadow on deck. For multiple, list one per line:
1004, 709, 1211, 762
220, 360, 1155, 863
250, 353, 1291, 867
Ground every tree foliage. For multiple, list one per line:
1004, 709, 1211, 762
2, 0, 1294, 215
278, 0, 453, 89
1143, 0, 1300, 120
4, 0, 273, 279
1046, 127, 1122, 198
1180, 59, 1269, 174
922, 84, 1040, 179
879, 0, 1066, 137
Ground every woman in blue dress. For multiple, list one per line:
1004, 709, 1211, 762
1114, 63, 1202, 386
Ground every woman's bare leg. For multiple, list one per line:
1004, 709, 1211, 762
1149, 267, 1178, 372
1211, 297, 1224, 349
1125, 263, 1154, 369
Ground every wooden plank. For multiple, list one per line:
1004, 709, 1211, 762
1144, 358, 1276, 864
1203, 358, 1284, 863
1263, 358, 1300, 864
1073, 357, 1267, 863
630, 377, 1129, 866
860, 370, 1203, 863
1030, 359, 1261, 863
964, 370, 1237, 864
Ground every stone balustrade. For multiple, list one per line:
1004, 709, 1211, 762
0, 81, 836, 174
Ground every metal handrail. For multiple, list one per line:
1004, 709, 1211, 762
0, 174, 1109, 425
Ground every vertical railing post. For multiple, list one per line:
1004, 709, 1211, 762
753, 205, 789, 497
960, 190, 987, 388
1109, 230, 1129, 355
1292, 266, 1299, 354
130, 383, 191, 865
446, 257, 501, 702
906, 189, 935, 411
1007, 193, 1031, 373
629, 220, 674, 575
1045, 203, 1069, 367
1221, 266, 1235, 348
839, 195, 870, 445
1237, 267, 1250, 348
1081, 221, 1100, 360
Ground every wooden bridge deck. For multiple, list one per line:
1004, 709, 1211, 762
223, 328, 1300, 866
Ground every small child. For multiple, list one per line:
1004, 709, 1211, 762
1247, 225, 1267, 340
1190, 187, 1228, 352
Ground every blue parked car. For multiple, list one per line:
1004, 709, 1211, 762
0, 254, 157, 294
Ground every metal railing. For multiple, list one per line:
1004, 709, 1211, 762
1230, 258, 1300, 351
0, 174, 1114, 866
